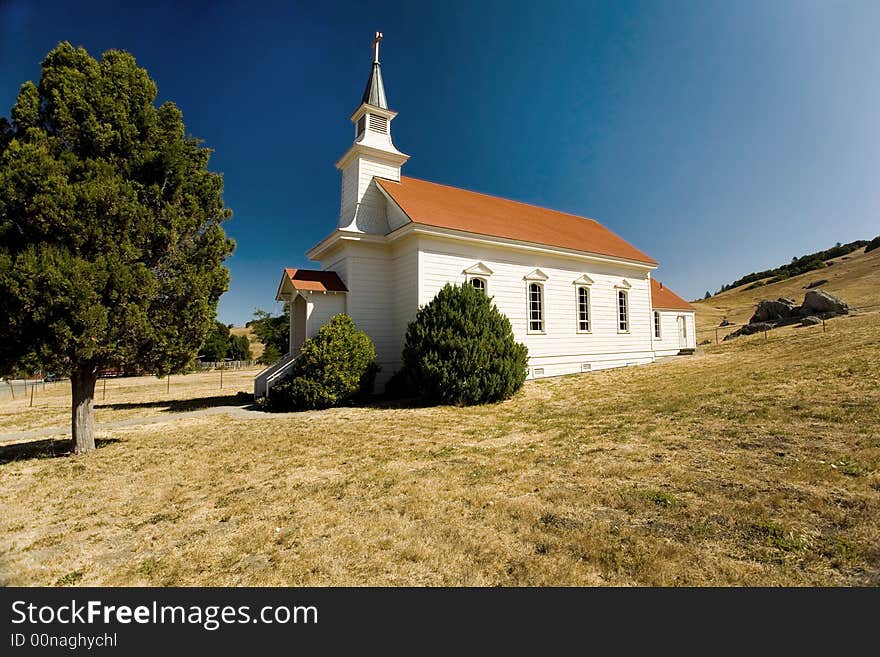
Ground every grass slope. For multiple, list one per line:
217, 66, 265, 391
1, 313, 878, 586
693, 246, 880, 335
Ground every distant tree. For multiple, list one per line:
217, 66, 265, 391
227, 334, 252, 361
200, 321, 231, 362
0, 43, 234, 453
258, 344, 282, 366
250, 307, 289, 359
704, 291, 712, 299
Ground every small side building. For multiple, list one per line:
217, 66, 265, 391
650, 278, 696, 356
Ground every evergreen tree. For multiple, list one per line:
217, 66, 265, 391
401, 283, 528, 405
0, 43, 233, 453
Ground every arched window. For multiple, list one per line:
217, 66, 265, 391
470, 277, 487, 294
617, 289, 629, 333
528, 283, 544, 333
576, 286, 590, 332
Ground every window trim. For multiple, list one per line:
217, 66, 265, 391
616, 288, 630, 334
576, 285, 591, 333
654, 310, 661, 339
527, 281, 545, 334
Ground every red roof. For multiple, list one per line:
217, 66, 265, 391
282, 268, 347, 292
651, 278, 693, 311
377, 176, 657, 265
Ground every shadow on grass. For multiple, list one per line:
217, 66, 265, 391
95, 392, 253, 414
0, 437, 120, 465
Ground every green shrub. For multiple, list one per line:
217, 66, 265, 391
400, 283, 528, 405
384, 367, 416, 400
266, 314, 377, 411
866, 235, 880, 253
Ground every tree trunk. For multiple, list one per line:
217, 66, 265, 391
71, 365, 98, 454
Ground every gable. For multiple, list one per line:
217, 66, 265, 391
376, 176, 657, 265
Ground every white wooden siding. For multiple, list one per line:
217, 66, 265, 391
652, 310, 696, 356
390, 237, 419, 375
338, 158, 400, 233
305, 293, 346, 339
319, 242, 399, 382
416, 236, 656, 378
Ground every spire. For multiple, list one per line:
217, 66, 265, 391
361, 32, 388, 109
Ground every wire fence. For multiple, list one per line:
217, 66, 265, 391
1, 362, 265, 405
195, 359, 258, 370
695, 302, 880, 345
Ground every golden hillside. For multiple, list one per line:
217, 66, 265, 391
693, 246, 880, 336
230, 325, 265, 360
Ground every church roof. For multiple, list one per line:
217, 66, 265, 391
281, 268, 348, 293
650, 278, 693, 311
361, 63, 388, 109
376, 176, 658, 265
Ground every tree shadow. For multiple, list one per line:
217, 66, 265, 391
0, 437, 120, 466
95, 392, 253, 413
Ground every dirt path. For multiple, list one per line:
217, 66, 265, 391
0, 404, 261, 443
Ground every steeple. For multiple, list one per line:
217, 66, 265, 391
361, 32, 388, 109
335, 31, 409, 233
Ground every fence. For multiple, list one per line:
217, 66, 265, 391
195, 360, 258, 370
1, 361, 265, 404
695, 303, 880, 346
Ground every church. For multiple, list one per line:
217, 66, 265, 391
255, 34, 695, 398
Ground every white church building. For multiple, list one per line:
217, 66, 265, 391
255, 34, 695, 397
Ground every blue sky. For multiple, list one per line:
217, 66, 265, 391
2, 0, 878, 324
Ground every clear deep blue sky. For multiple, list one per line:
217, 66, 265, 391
2, 0, 878, 324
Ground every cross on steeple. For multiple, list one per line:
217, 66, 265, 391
372, 31, 383, 64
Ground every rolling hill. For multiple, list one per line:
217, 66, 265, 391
693, 245, 880, 335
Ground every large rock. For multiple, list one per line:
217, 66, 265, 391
723, 321, 775, 341
801, 289, 848, 316
800, 315, 821, 326
750, 298, 797, 324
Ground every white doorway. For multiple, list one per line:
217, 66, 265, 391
677, 315, 687, 349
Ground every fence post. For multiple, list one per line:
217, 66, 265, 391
822, 318, 826, 333
715, 328, 719, 345
30, 380, 35, 407
103, 377, 107, 401
7, 380, 14, 400
764, 329, 768, 341
167, 375, 171, 394
220, 365, 223, 389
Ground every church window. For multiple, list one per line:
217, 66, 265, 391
470, 277, 487, 294
618, 290, 629, 332
528, 283, 544, 333
654, 311, 661, 338
356, 115, 366, 137
576, 286, 591, 332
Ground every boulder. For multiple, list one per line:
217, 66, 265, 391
801, 289, 848, 316
750, 298, 797, 324
800, 315, 821, 326
723, 321, 775, 341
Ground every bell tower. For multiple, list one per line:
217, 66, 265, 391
335, 32, 409, 233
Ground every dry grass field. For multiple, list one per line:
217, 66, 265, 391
692, 245, 880, 333
1, 311, 878, 586
0, 368, 260, 435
